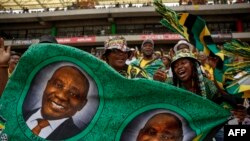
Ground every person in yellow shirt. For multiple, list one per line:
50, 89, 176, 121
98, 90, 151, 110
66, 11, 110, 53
131, 39, 165, 80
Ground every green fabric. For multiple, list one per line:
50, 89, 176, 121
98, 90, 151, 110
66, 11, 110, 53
119, 65, 149, 79
177, 13, 224, 61
154, 0, 250, 97
153, 0, 187, 40
223, 39, 250, 59
165, 77, 217, 101
111, 23, 116, 35
153, 0, 224, 61
221, 39, 250, 95
225, 74, 250, 96
0, 43, 230, 141
51, 26, 57, 36
214, 54, 248, 96
131, 58, 165, 78
153, 1, 228, 95
213, 55, 233, 90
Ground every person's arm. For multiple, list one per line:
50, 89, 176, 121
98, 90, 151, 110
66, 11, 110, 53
153, 68, 167, 82
0, 38, 11, 96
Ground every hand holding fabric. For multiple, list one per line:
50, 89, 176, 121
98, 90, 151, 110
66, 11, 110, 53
153, 68, 167, 82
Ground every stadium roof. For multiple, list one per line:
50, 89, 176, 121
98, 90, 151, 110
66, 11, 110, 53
0, 0, 179, 10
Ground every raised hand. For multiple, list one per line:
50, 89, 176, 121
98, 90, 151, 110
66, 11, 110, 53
0, 38, 11, 65
153, 67, 167, 82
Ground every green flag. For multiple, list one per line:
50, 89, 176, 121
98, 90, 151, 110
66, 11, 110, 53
222, 39, 250, 97
153, 0, 233, 96
154, 0, 224, 60
178, 13, 224, 61
0, 43, 230, 140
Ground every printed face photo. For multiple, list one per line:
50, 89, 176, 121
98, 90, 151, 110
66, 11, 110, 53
22, 62, 99, 140
120, 109, 196, 141
137, 113, 183, 141
42, 66, 89, 120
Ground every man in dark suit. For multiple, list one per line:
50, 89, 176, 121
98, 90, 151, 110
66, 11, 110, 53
24, 66, 89, 140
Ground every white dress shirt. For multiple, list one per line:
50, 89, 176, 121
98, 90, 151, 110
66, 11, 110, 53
26, 109, 68, 138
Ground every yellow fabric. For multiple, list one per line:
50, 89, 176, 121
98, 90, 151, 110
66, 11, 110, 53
140, 59, 153, 68
217, 81, 224, 90
8, 68, 11, 78
179, 13, 224, 61
243, 91, 250, 98
193, 133, 203, 141
178, 13, 189, 41
127, 65, 149, 79
239, 86, 250, 94
193, 5, 200, 10
0, 124, 5, 129
202, 63, 214, 81
216, 52, 225, 61
200, 27, 211, 55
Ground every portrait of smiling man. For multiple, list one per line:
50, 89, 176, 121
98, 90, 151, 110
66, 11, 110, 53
23, 65, 90, 140
120, 109, 196, 141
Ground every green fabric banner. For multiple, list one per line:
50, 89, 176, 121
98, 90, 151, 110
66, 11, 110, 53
0, 43, 230, 141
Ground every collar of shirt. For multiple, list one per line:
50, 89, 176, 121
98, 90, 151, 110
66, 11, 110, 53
27, 108, 68, 132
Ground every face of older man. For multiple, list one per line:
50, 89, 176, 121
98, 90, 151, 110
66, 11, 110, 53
137, 113, 183, 141
142, 43, 154, 57
41, 66, 89, 120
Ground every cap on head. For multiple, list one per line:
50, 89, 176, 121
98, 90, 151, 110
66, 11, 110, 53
103, 36, 130, 54
141, 39, 154, 48
171, 49, 199, 67
39, 35, 58, 44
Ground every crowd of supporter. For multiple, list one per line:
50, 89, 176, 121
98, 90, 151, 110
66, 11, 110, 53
1, 33, 250, 140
